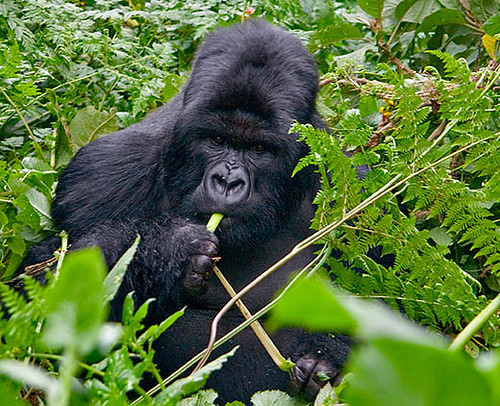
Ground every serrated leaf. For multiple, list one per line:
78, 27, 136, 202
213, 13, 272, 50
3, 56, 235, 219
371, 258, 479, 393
178, 389, 218, 405
251, 390, 306, 406
69, 106, 119, 151
137, 308, 184, 345
152, 348, 237, 405
104, 236, 140, 302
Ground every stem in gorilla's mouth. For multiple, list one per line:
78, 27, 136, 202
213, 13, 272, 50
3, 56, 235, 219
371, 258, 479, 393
203, 213, 293, 372
206, 212, 224, 232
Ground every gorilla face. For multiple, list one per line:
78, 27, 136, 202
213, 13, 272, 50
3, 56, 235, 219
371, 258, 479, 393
174, 106, 306, 248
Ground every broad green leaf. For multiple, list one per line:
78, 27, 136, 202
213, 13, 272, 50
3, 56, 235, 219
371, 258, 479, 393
251, 390, 306, 406
24, 188, 51, 223
469, 0, 499, 22
152, 348, 237, 405
428, 227, 452, 246
43, 248, 107, 355
357, 0, 385, 18
418, 9, 465, 32
345, 339, 495, 405
0, 379, 26, 405
359, 96, 378, 118
477, 351, 500, 402
394, 0, 419, 20
311, 23, 362, 47
104, 235, 140, 302
69, 106, 119, 151
7, 236, 25, 255
267, 276, 357, 333
269, 276, 440, 345
401, 0, 440, 23
483, 12, 500, 36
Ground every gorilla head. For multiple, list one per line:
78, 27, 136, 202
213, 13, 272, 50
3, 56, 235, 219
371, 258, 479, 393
167, 21, 321, 248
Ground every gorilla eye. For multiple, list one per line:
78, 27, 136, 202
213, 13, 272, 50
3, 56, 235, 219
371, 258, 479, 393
210, 136, 225, 146
251, 144, 266, 153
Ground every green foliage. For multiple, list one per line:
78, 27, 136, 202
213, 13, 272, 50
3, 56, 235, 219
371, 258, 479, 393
270, 276, 500, 405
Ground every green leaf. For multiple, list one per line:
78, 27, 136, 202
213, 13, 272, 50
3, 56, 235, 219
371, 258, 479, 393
152, 348, 237, 405
428, 227, 453, 246
418, 9, 465, 32
359, 96, 378, 118
104, 236, 140, 302
269, 276, 441, 345
69, 106, 119, 151
137, 308, 184, 345
251, 390, 306, 406
267, 276, 357, 333
178, 389, 218, 406
43, 248, 107, 355
483, 12, 500, 36
394, 0, 419, 20
344, 339, 495, 405
357, 0, 385, 18
7, 236, 25, 255
312, 23, 362, 47
24, 188, 51, 224
401, 0, 440, 23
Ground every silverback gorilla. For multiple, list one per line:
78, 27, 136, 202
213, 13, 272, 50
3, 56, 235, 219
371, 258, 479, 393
19, 20, 351, 403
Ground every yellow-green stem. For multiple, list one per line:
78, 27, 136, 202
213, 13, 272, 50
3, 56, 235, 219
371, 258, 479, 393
204, 213, 292, 371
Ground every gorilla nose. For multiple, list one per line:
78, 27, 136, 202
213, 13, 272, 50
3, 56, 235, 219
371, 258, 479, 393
206, 164, 250, 206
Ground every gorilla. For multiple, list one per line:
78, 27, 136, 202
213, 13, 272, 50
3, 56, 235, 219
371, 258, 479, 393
19, 20, 351, 403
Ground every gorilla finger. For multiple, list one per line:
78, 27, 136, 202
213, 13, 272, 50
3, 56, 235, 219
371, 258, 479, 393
289, 356, 317, 394
184, 271, 208, 295
304, 361, 341, 401
190, 255, 214, 278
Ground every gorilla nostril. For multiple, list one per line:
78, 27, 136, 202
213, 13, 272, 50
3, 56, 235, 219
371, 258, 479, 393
227, 179, 245, 196
212, 174, 227, 194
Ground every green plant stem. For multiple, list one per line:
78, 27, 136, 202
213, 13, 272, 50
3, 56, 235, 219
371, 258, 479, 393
206, 213, 293, 371
449, 293, 500, 352
55, 231, 69, 277
194, 135, 494, 372
30, 353, 104, 377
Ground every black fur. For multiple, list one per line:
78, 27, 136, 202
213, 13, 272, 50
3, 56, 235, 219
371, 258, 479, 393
19, 21, 350, 403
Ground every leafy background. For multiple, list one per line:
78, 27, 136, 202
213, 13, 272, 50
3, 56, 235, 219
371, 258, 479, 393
1, 0, 500, 405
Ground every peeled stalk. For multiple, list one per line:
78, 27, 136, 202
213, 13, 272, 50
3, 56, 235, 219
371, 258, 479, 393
201, 213, 293, 372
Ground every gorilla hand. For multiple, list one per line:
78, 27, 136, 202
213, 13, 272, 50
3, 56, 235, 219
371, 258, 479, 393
289, 354, 342, 401
172, 224, 219, 296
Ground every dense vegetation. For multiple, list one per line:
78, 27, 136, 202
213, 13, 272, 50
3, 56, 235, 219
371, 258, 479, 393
1, 0, 499, 404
